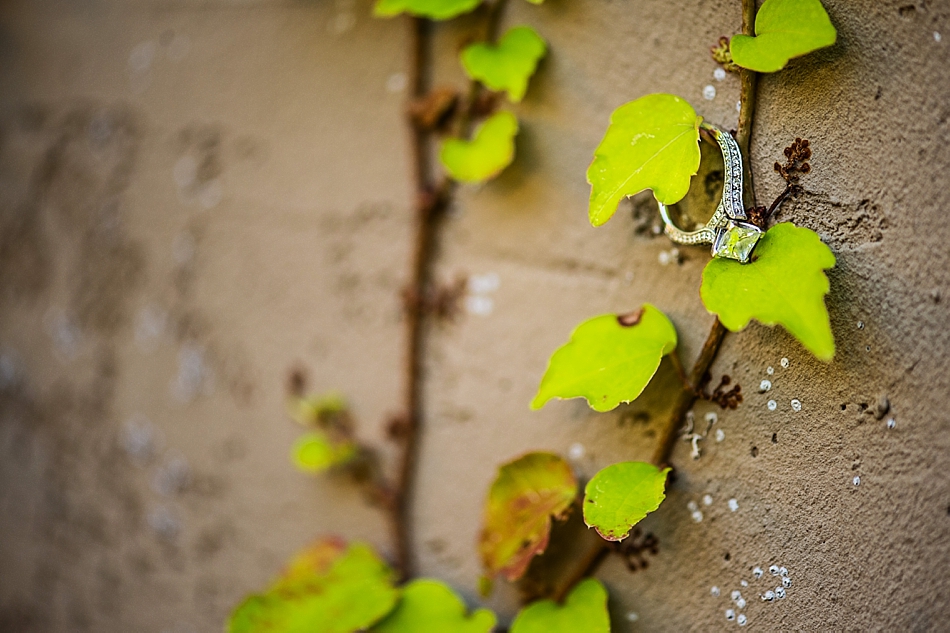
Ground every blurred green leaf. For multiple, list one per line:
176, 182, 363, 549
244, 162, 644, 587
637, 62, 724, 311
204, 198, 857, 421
440, 111, 518, 182
701, 222, 836, 360
229, 539, 398, 633
588, 93, 701, 227
510, 578, 610, 633
730, 0, 837, 72
532, 304, 677, 413
292, 432, 358, 473
373, 579, 496, 633
583, 462, 669, 541
480, 452, 577, 581
290, 392, 347, 426
461, 26, 547, 102
373, 0, 480, 20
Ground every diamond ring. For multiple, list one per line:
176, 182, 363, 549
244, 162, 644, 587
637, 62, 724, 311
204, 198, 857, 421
657, 122, 762, 263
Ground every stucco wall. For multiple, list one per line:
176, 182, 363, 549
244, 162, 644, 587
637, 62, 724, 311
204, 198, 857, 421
0, 0, 948, 631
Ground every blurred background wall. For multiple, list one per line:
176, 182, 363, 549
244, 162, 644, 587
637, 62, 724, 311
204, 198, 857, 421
0, 0, 948, 631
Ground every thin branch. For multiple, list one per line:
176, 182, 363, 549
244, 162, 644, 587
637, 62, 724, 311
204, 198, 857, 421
550, 0, 761, 598
391, 15, 436, 581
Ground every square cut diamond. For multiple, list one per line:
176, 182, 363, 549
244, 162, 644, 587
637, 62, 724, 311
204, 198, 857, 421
713, 222, 762, 263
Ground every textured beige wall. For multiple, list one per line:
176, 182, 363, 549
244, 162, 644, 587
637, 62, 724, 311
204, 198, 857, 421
0, 0, 948, 631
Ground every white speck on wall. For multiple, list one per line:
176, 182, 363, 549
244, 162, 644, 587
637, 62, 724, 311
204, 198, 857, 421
736, 597, 746, 609
129, 41, 157, 75
703, 85, 717, 100
123, 414, 160, 465
716, 428, 725, 442
857, 320, 865, 329
567, 442, 585, 461
790, 399, 802, 412
779, 566, 788, 576
853, 475, 861, 486
148, 505, 181, 541
705, 412, 718, 425
703, 494, 713, 506
151, 450, 191, 496
658, 250, 672, 265
774, 586, 786, 599
762, 590, 775, 602
166, 33, 192, 62
781, 357, 790, 368
887, 417, 896, 429
198, 179, 223, 209
731, 590, 741, 601
725, 608, 736, 621
714, 68, 727, 81
935, 31, 942, 42
759, 379, 772, 393
766, 366, 774, 375
173, 155, 198, 190
769, 565, 779, 576
465, 295, 493, 316
691, 509, 704, 522
687, 500, 699, 512
767, 399, 777, 411
172, 232, 196, 266
626, 612, 639, 622
736, 100, 742, 112
711, 586, 721, 597
782, 576, 792, 588
740, 579, 748, 587
468, 272, 500, 295
386, 73, 408, 93
737, 614, 747, 626
728, 498, 739, 512
136, 304, 168, 353
690, 434, 702, 459
171, 343, 214, 403
753, 567, 763, 579
330, 12, 356, 34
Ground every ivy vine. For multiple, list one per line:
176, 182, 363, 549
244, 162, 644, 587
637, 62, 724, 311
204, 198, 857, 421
228, 0, 841, 630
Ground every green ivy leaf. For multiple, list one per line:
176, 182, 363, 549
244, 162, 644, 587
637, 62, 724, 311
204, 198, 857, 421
373, 579, 496, 633
587, 93, 702, 227
290, 392, 347, 426
480, 452, 578, 581
510, 578, 610, 633
730, 0, 837, 73
229, 539, 399, 633
373, 0, 480, 20
291, 432, 358, 473
583, 462, 670, 542
700, 222, 836, 361
461, 27, 547, 102
440, 111, 518, 183
531, 304, 677, 413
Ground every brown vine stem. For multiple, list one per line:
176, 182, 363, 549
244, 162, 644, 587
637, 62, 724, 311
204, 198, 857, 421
392, 15, 435, 581
551, 0, 761, 600
392, 0, 510, 582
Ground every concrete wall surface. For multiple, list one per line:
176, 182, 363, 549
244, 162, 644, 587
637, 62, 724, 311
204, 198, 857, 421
0, 0, 948, 631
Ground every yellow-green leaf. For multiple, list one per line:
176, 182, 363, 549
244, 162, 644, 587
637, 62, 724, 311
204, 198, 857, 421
373, 0, 480, 20
701, 222, 836, 361
587, 93, 702, 227
531, 305, 677, 413
480, 452, 577, 581
292, 432, 358, 473
440, 111, 518, 183
373, 579, 496, 633
461, 26, 547, 102
583, 462, 669, 542
730, 0, 837, 73
289, 391, 347, 426
510, 578, 610, 633
228, 539, 399, 633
